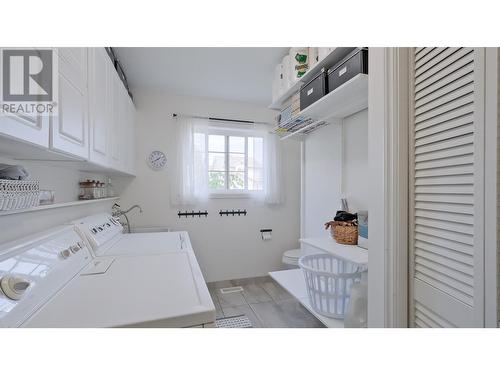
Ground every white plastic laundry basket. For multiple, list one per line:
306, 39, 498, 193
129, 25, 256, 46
299, 253, 365, 318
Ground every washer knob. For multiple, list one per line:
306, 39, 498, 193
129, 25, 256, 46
0, 276, 31, 300
70, 244, 80, 254
59, 249, 71, 259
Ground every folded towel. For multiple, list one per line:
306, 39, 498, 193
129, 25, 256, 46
0, 164, 30, 180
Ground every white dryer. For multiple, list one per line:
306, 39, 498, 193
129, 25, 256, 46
72, 213, 190, 257
0, 226, 215, 327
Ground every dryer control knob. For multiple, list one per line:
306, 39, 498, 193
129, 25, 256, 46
0, 276, 31, 300
59, 249, 71, 259
70, 245, 80, 254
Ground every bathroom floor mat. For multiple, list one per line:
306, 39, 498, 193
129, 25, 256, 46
215, 314, 253, 328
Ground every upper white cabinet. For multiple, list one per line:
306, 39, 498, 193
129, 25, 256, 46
0, 47, 136, 176
0, 49, 50, 148
108, 68, 136, 175
90, 47, 136, 175
126, 96, 136, 175
0, 111, 50, 148
109, 70, 124, 171
88, 48, 112, 166
51, 48, 89, 159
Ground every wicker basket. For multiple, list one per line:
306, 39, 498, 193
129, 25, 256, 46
330, 221, 358, 245
0, 179, 40, 211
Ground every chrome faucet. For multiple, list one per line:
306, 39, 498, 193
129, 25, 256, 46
112, 203, 143, 233
121, 204, 143, 214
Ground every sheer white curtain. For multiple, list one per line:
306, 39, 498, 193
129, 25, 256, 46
170, 116, 209, 205
170, 117, 284, 205
255, 124, 284, 205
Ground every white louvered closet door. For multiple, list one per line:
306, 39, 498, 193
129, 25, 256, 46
409, 48, 485, 328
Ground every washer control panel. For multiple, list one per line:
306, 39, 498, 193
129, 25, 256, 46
73, 214, 123, 253
0, 226, 92, 327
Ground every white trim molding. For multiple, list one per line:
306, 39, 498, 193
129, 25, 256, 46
368, 47, 410, 328
484, 47, 499, 327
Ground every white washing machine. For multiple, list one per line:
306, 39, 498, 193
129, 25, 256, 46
0, 226, 215, 327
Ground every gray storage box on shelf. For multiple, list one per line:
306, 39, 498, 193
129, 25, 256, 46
300, 68, 328, 111
0, 180, 40, 211
327, 48, 368, 93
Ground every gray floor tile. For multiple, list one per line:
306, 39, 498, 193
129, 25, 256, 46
259, 280, 295, 302
250, 300, 325, 328
208, 287, 224, 319
241, 283, 273, 304
228, 275, 272, 286
209, 276, 323, 328
222, 305, 263, 328
216, 291, 248, 308
207, 280, 234, 289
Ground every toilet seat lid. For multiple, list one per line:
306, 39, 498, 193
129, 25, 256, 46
282, 249, 301, 265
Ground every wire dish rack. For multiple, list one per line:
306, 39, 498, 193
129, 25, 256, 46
0, 179, 40, 211
273, 116, 329, 139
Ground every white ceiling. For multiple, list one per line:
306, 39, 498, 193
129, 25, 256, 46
114, 47, 288, 105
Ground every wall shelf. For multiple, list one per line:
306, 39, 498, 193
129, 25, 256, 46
269, 269, 344, 328
274, 74, 368, 140
300, 237, 368, 265
269, 47, 356, 110
0, 197, 119, 217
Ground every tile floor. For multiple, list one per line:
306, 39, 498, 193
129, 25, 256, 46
207, 276, 324, 328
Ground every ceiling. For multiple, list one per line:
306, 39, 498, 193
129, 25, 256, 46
114, 47, 288, 106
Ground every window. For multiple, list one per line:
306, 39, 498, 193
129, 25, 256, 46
194, 131, 264, 194
171, 116, 283, 205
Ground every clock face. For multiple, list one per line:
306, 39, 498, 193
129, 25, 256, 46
147, 150, 167, 170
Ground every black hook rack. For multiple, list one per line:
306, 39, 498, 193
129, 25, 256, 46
178, 210, 208, 218
219, 209, 247, 217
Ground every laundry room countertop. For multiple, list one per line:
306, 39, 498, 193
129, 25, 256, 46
300, 237, 368, 265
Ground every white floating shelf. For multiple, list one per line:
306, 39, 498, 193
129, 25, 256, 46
300, 237, 368, 265
0, 197, 119, 217
269, 269, 344, 328
269, 47, 356, 110
275, 74, 368, 140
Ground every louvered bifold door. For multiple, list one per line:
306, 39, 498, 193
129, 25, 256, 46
409, 47, 485, 328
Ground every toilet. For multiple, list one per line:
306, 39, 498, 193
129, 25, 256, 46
282, 249, 302, 268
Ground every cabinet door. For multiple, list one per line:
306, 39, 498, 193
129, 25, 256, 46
88, 48, 111, 166
125, 96, 136, 175
0, 112, 50, 147
0, 48, 50, 147
50, 48, 89, 159
108, 72, 124, 170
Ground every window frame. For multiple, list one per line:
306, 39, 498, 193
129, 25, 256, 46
202, 127, 264, 198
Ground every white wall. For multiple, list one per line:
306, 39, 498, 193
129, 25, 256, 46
0, 155, 118, 244
303, 109, 368, 239
303, 122, 342, 238
342, 109, 369, 212
115, 91, 301, 282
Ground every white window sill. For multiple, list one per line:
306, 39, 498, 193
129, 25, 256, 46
209, 192, 262, 199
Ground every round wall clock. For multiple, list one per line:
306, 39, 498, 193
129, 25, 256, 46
147, 150, 167, 170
